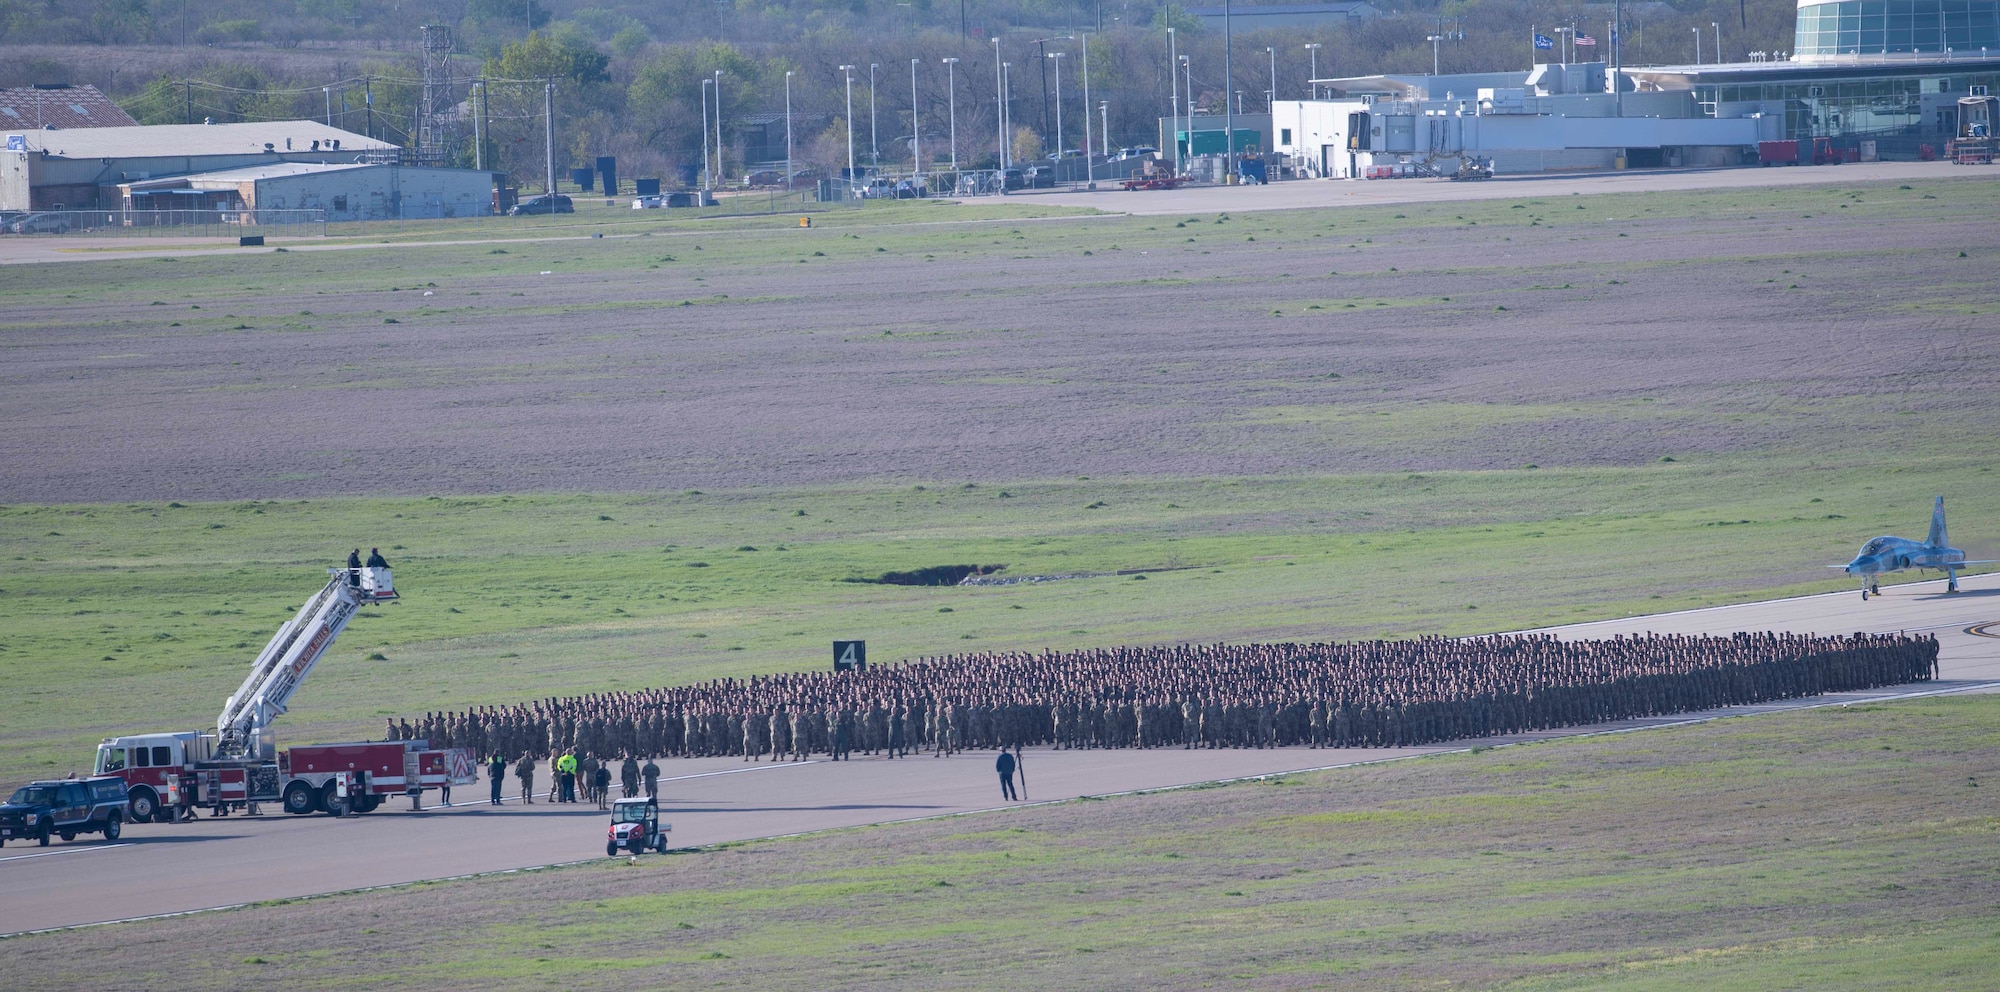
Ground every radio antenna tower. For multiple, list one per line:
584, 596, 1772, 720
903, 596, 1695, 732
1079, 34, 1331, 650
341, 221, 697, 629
418, 24, 457, 166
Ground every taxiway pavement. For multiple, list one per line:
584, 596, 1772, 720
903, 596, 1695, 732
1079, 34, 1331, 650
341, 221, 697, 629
6, 571, 1996, 936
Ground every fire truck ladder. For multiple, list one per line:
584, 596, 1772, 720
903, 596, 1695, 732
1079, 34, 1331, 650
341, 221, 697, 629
214, 568, 384, 757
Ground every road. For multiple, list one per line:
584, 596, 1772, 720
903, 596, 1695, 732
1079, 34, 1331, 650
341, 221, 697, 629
5, 571, 1996, 937
1015, 159, 1972, 215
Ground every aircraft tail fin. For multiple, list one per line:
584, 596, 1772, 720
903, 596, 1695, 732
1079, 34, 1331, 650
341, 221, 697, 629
1928, 496, 1948, 548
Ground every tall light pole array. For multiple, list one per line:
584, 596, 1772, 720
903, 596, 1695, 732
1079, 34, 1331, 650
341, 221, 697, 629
942, 57, 959, 172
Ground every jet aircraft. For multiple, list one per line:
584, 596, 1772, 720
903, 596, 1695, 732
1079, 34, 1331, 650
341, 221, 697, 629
1835, 497, 1997, 599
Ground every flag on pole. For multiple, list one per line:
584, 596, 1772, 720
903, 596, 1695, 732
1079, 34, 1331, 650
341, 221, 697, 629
1533, 33, 1555, 49
1575, 33, 1597, 47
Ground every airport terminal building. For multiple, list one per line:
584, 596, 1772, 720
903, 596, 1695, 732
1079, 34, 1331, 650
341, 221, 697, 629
1268, 0, 2000, 176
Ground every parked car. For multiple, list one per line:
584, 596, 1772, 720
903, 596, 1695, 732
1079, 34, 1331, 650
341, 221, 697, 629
1001, 169, 1026, 191
631, 194, 666, 209
606, 797, 670, 856
8, 212, 72, 234
894, 177, 928, 199
1113, 145, 1159, 162
1023, 165, 1056, 188
508, 194, 574, 216
0, 777, 128, 847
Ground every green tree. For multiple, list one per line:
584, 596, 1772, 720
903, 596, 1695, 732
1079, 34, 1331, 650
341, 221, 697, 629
486, 29, 610, 86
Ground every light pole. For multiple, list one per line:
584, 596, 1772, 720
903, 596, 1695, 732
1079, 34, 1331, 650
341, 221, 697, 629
1713, 21, 1722, 63
1427, 34, 1445, 76
993, 38, 1006, 170
700, 77, 712, 191
1304, 43, 1320, 98
323, 86, 332, 126
1081, 35, 1094, 185
1267, 45, 1276, 107
942, 58, 959, 172
784, 70, 794, 192
910, 58, 922, 176
869, 63, 879, 171
1003, 62, 1014, 169
1168, 53, 1184, 170
1555, 25, 1571, 64
1693, 27, 1702, 65
1048, 50, 1066, 161
713, 69, 724, 189
839, 65, 856, 191
1168, 27, 1180, 169
1099, 100, 1108, 177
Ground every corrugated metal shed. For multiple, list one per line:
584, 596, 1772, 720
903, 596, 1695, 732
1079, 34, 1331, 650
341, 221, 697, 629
13, 121, 395, 160
0, 84, 139, 129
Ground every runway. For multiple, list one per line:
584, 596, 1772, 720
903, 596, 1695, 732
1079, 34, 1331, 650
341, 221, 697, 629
6, 571, 1996, 937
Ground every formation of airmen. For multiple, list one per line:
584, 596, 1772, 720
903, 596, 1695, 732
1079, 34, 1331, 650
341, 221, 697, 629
387, 630, 1938, 761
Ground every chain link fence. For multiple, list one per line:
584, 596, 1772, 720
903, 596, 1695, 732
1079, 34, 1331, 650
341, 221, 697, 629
0, 208, 329, 238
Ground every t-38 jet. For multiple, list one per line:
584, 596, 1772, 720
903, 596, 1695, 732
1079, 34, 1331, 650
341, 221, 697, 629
1834, 497, 1997, 600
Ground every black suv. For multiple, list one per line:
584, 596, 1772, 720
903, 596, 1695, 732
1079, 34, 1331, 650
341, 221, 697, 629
508, 193, 575, 216
0, 777, 129, 847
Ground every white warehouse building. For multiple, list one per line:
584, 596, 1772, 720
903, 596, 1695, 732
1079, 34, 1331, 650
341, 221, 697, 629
117, 161, 494, 222
1274, 63, 1781, 178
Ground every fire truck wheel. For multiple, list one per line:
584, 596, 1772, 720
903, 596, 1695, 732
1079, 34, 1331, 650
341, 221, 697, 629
127, 788, 157, 824
282, 782, 316, 815
353, 793, 380, 814
103, 815, 122, 841
320, 783, 346, 816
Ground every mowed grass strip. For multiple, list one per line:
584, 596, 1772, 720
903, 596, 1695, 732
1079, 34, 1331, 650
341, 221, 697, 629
4, 454, 1995, 785
8, 697, 1997, 990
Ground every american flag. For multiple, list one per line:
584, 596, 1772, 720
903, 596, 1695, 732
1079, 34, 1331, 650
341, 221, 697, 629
1575, 33, 1598, 47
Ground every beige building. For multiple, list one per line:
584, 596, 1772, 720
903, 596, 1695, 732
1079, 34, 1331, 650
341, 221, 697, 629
118, 161, 494, 222
2, 120, 397, 211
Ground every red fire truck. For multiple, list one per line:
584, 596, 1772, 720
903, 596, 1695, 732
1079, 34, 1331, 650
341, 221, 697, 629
92, 561, 474, 820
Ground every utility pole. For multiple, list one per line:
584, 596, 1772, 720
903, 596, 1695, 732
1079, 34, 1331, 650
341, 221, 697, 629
869, 63, 879, 171
324, 86, 332, 127
1614, 0, 1623, 116
911, 58, 922, 176
714, 69, 724, 189
701, 77, 712, 190
1267, 45, 1277, 107
365, 75, 374, 140
785, 71, 794, 191
1305, 43, 1320, 98
943, 58, 959, 172
544, 79, 555, 198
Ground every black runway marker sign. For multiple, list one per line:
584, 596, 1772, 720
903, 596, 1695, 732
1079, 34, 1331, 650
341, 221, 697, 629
834, 640, 867, 672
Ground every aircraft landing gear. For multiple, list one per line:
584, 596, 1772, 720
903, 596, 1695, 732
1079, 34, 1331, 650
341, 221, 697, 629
1948, 572, 1960, 593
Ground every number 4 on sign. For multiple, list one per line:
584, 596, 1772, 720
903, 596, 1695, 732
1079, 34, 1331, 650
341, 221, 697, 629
834, 640, 867, 672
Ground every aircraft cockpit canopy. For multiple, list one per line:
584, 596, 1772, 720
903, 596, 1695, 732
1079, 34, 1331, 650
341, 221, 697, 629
1861, 537, 1894, 555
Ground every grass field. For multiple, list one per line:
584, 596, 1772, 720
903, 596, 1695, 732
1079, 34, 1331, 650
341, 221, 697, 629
8, 694, 1998, 990
3, 174, 1998, 785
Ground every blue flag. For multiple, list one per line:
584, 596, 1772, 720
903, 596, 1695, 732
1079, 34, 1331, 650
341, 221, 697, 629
1533, 33, 1554, 49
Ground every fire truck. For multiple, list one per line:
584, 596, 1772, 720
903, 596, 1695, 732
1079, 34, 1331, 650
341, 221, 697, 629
92, 561, 475, 821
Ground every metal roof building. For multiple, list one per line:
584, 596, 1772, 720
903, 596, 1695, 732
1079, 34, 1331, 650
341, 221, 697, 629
1, 120, 398, 211
116, 160, 494, 222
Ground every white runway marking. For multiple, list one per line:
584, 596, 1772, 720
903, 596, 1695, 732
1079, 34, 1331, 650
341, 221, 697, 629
0, 843, 132, 865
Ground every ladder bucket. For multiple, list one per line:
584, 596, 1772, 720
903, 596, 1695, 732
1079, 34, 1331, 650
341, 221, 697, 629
361, 567, 397, 601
